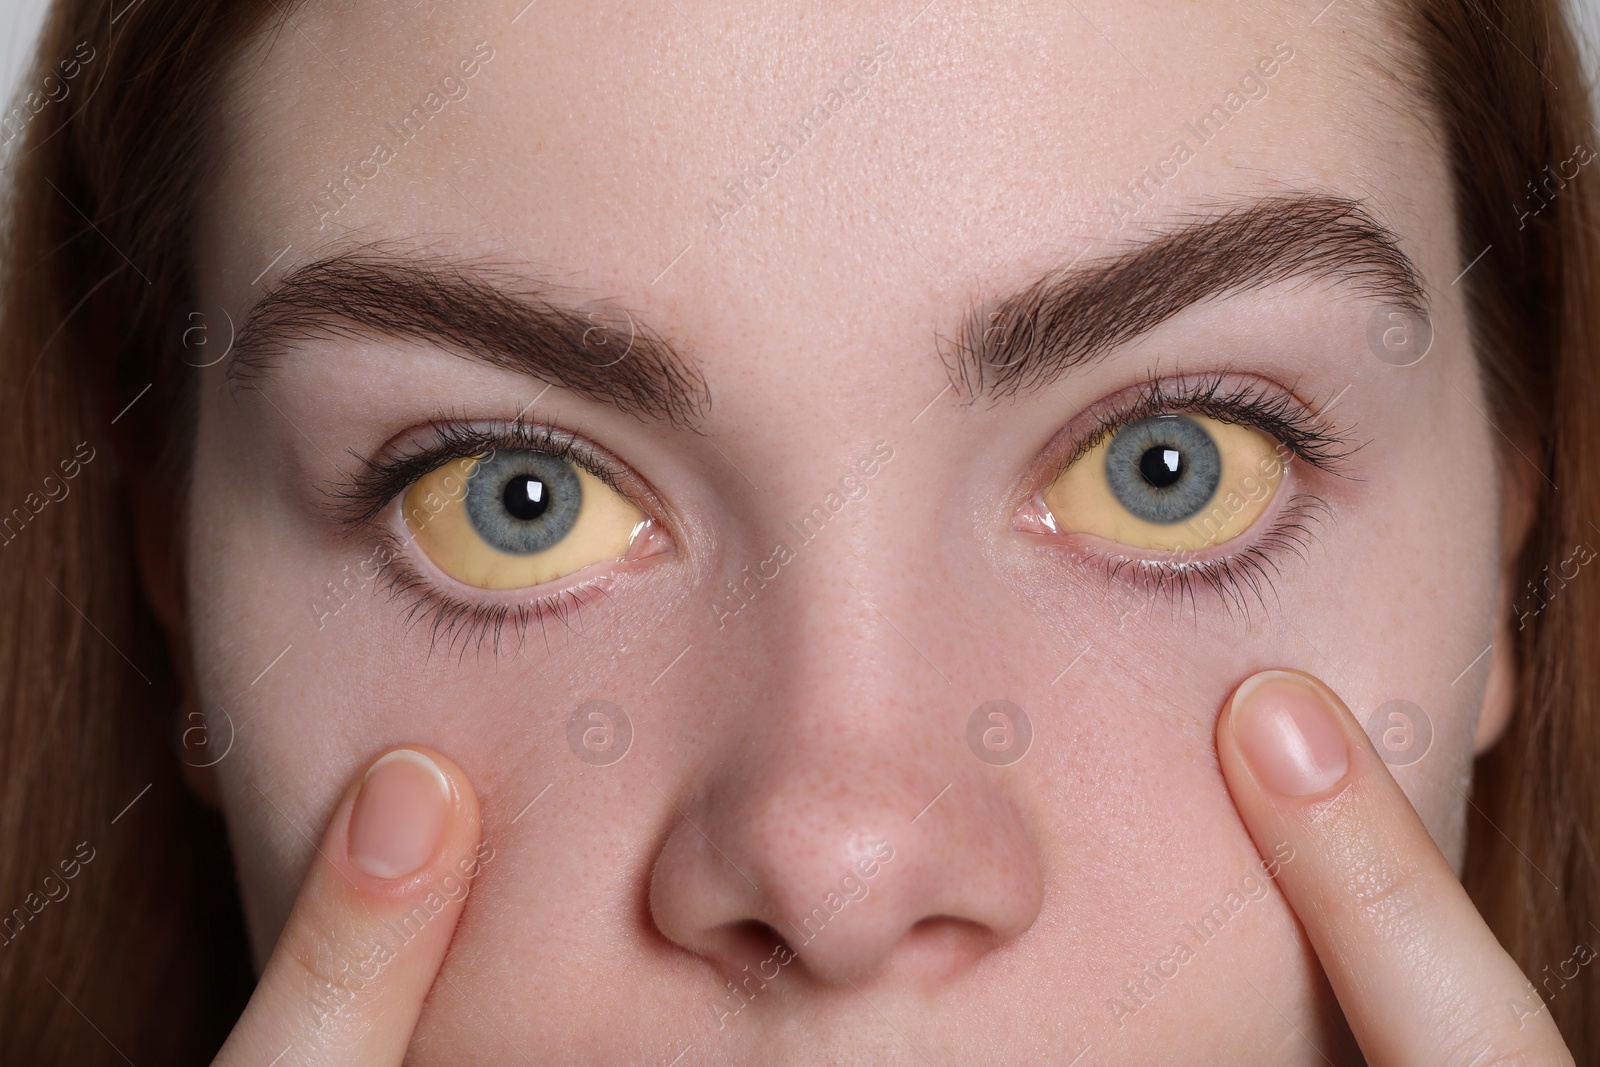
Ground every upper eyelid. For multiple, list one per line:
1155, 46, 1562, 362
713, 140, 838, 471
316, 376, 1351, 535
1058, 373, 1360, 474
319, 417, 635, 528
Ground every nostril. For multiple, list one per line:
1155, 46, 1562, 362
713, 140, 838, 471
900, 916, 998, 981
706, 920, 800, 1008
718, 919, 790, 963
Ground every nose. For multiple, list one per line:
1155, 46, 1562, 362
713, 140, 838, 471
648, 586, 1043, 990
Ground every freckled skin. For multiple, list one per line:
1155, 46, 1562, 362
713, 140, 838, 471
186, 0, 1513, 1061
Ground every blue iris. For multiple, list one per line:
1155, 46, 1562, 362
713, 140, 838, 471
1104, 415, 1222, 524
464, 451, 583, 554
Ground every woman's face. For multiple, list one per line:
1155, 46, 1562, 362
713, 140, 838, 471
183, 0, 1518, 1060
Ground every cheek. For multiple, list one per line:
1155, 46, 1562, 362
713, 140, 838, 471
1274, 372, 1500, 871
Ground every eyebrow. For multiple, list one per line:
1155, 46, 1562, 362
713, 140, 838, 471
941, 194, 1426, 399
230, 250, 710, 425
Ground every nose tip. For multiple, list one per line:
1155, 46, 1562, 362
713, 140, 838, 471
649, 770, 1043, 991
760, 833, 908, 985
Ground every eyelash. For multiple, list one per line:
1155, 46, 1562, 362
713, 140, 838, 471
329, 416, 630, 524
1044, 373, 1358, 618
1067, 373, 1355, 471
327, 414, 641, 658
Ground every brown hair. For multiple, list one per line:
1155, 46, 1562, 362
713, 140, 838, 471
1409, 1, 1600, 1056
0, 0, 1595, 1061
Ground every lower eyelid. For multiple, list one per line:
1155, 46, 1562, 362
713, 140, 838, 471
364, 529, 624, 655
387, 555, 617, 654
346, 481, 673, 655
1027, 489, 1332, 617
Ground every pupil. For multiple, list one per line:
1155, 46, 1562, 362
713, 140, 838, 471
503, 475, 549, 521
1139, 445, 1184, 489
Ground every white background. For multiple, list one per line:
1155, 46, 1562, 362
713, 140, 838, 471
1, 0, 50, 108
2, 0, 1598, 156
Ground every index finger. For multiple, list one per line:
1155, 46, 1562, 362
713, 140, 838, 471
212, 746, 485, 1067
1216, 669, 1573, 1067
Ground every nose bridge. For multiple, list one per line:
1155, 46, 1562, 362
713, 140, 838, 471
709, 432, 904, 622
773, 432, 945, 667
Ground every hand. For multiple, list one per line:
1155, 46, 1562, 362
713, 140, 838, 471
211, 746, 484, 1067
1216, 669, 1574, 1066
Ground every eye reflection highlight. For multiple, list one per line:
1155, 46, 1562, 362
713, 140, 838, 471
404, 451, 645, 589
1044, 413, 1285, 552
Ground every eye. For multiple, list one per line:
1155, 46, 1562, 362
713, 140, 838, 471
403, 449, 646, 589
1043, 413, 1285, 552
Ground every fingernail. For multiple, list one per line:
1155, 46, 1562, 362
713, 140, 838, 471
348, 749, 453, 879
1231, 671, 1350, 797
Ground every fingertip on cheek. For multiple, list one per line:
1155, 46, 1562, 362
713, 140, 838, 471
1227, 670, 1350, 798
347, 748, 455, 881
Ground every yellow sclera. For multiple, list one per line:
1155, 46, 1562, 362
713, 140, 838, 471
1043, 414, 1285, 553
403, 455, 644, 590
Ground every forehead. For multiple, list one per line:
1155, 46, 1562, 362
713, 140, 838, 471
205, 0, 1439, 338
